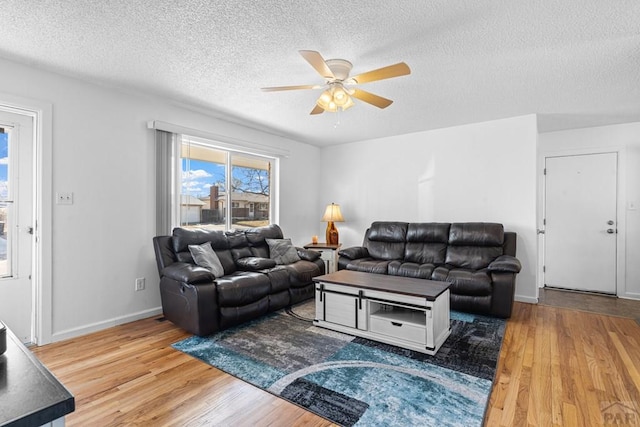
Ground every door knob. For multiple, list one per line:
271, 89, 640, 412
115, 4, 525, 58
607, 220, 614, 225
607, 228, 615, 234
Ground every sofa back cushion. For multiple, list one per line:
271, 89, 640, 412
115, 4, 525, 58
171, 227, 236, 274
445, 223, 504, 269
365, 222, 408, 260
404, 223, 450, 264
227, 230, 256, 262
245, 224, 284, 258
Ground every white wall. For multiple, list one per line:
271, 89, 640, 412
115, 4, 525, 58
539, 122, 640, 299
0, 57, 321, 342
320, 115, 539, 303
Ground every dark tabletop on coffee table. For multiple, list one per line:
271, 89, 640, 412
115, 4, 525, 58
313, 270, 450, 301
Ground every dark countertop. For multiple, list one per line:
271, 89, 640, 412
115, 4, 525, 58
0, 326, 74, 427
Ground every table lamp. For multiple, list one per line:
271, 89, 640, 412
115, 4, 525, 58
321, 203, 344, 245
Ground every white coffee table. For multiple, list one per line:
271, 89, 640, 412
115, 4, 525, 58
313, 270, 451, 355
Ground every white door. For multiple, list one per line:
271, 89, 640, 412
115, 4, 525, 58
0, 110, 34, 343
544, 153, 617, 294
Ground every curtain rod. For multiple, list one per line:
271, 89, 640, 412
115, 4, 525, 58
147, 120, 290, 158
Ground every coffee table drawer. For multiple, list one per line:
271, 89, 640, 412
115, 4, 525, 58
369, 316, 426, 345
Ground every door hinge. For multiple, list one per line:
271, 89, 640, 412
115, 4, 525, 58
543, 266, 546, 272
544, 168, 547, 175
543, 218, 546, 225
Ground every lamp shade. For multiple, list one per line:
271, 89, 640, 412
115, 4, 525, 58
321, 203, 344, 222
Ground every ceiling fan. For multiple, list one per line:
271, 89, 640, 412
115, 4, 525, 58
261, 50, 411, 115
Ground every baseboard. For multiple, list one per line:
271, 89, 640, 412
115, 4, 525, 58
51, 307, 163, 343
515, 295, 538, 304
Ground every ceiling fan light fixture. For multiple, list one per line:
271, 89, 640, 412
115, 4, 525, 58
333, 86, 348, 106
342, 96, 355, 110
316, 83, 354, 112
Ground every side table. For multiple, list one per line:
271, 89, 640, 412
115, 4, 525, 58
303, 243, 342, 274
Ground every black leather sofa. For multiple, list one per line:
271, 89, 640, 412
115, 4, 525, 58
153, 224, 324, 336
338, 222, 521, 318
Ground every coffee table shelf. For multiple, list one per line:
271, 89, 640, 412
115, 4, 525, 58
369, 305, 426, 325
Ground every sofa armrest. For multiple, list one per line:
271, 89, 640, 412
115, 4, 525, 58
296, 248, 322, 262
490, 271, 517, 318
161, 262, 214, 284
338, 246, 369, 260
488, 255, 522, 273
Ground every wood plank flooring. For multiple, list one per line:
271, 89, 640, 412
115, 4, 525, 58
31, 302, 640, 426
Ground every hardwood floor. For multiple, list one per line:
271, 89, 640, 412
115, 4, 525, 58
32, 302, 640, 426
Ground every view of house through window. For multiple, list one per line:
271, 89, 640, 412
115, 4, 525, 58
180, 137, 273, 230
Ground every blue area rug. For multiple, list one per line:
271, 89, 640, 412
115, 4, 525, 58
172, 300, 506, 426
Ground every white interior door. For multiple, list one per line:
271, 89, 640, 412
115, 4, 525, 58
544, 153, 617, 294
0, 110, 34, 343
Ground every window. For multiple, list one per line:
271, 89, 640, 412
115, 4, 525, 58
179, 135, 275, 231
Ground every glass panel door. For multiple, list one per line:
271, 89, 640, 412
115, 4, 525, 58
0, 110, 34, 343
0, 128, 10, 277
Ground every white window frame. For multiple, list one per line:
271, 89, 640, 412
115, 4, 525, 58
177, 135, 278, 231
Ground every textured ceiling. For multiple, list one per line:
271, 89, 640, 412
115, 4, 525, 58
0, 1, 639, 146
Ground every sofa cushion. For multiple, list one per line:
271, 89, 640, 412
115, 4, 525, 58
227, 230, 253, 260
404, 243, 447, 265
172, 227, 228, 252
406, 223, 450, 243
448, 223, 504, 246
388, 261, 435, 279
446, 223, 505, 269
235, 257, 277, 271
284, 260, 321, 288
215, 271, 271, 306
345, 259, 390, 274
444, 269, 492, 297
367, 241, 405, 260
245, 224, 283, 258
446, 246, 504, 270
365, 222, 408, 260
267, 238, 301, 265
188, 242, 225, 278
404, 223, 450, 264
367, 222, 409, 242
264, 266, 290, 293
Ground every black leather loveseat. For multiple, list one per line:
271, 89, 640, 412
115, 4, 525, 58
153, 224, 324, 336
338, 222, 521, 318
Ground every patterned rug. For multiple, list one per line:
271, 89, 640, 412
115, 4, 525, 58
172, 300, 506, 426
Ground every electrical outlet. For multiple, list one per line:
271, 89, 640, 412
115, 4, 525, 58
56, 192, 73, 205
135, 277, 145, 291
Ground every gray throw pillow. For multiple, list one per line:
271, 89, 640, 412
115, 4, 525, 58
266, 238, 301, 265
188, 241, 225, 278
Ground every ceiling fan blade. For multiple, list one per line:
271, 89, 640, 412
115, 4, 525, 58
349, 62, 411, 85
310, 104, 324, 115
261, 84, 320, 92
351, 89, 393, 109
299, 50, 335, 79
